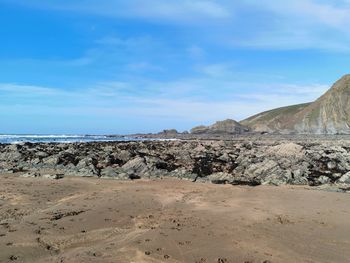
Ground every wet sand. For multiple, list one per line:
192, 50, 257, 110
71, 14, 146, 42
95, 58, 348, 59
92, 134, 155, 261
0, 175, 350, 263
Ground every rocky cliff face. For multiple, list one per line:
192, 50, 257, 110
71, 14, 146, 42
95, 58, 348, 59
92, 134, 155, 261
293, 75, 350, 134
191, 119, 250, 134
1, 140, 350, 191
241, 75, 350, 134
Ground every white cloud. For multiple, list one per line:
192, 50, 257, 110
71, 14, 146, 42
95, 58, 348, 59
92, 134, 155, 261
0, 77, 331, 126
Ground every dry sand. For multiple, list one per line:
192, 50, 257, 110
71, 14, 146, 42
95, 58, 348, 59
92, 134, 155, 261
0, 175, 349, 263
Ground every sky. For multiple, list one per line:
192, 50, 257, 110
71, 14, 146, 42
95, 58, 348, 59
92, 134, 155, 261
0, 0, 350, 134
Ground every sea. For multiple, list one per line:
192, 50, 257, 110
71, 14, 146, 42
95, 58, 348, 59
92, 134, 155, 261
0, 134, 150, 144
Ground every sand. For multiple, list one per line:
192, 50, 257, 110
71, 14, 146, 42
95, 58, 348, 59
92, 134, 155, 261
0, 175, 350, 263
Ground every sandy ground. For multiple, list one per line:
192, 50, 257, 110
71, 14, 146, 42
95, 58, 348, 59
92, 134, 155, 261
0, 175, 350, 263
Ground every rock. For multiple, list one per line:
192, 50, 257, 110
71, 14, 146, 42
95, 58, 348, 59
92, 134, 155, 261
100, 167, 130, 180
191, 119, 249, 134
190, 125, 209, 134
317, 176, 331, 184
129, 174, 141, 180
121, 157, 147, 176
241, 75, 350, 134
35, 151, 49, 158
2, 138, 350, 191
338, 172, 350, 184
291, 169, 309, 185
208, 172, 232, 184
100, 167, 119, 178
42, 156, 58, 165
19, 172, 64, 179
76, 165, 98, 177
267, 143, 305, 159
245, 160, 286, 185
116, 150, 131, 163
217, 153, 231, 162
158, 129, 179, 135
20, 172, 40, 178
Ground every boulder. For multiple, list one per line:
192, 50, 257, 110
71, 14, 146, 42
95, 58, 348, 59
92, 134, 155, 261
121, 157, 148, 176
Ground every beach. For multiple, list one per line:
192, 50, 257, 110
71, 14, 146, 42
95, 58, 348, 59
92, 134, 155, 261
0, 175, 350, 263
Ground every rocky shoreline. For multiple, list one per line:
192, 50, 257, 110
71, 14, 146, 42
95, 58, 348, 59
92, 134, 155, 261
1, 138, 350, 191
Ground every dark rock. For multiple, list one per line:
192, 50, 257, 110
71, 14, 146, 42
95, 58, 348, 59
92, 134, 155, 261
1, 138, 350, 191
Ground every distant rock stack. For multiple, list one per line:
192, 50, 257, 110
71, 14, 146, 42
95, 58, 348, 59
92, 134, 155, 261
241, 74, 350, 134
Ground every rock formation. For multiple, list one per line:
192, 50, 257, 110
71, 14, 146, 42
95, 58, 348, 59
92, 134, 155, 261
191, 119, 250, 135
1, 139, 350, 191
241, 74, 350, 134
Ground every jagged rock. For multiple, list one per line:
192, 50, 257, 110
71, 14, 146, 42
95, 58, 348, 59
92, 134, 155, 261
338, 172, 350, 184
317, 176, 331, 184
121, 157, 148, 175
115, 150, 132, 163
43, 156, 58, 165
76, 166, 98, 177
291, 169, 309, 185
267, 143, 305, 159
1, 139, 350, 190
36, 151, 49, 159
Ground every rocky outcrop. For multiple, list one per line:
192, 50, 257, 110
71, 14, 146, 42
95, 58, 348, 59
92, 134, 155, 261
157, 129, 180, 135
191, 119, 250, 135
293, 75, 350, 134
241, 74, 350, 134
1, 139, 350, 191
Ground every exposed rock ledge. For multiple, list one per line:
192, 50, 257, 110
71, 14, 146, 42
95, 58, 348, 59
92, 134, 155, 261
1, 139, 350, 191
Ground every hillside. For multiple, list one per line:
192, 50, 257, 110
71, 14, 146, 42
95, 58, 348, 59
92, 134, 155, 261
241, 74, 350, 134
191, 119, 250, 134
240, 103, 311, 133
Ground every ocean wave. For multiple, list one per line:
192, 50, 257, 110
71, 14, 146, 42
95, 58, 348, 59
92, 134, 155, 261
0, 134, 86, 138
0, 134, 173, 144
0, 134, 112, 144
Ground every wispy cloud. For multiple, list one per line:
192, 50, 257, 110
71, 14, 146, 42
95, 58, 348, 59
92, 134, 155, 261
5, 0, 350, 51
6, 0, 232, 23
233, 0, 350, 51
254, 0, 350, 30
0, 77, 330, 126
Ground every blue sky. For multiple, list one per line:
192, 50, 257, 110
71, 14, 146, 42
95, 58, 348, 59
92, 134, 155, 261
1, 0, 350, 134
